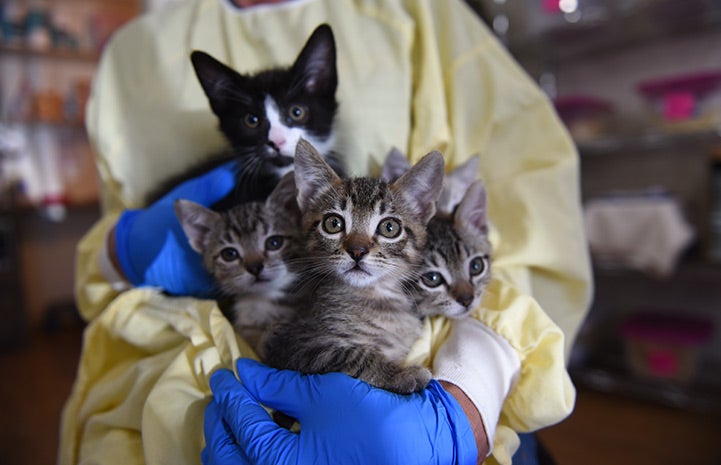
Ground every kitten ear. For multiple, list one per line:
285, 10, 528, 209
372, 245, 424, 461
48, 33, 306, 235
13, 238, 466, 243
437, 155, 480, 215
267, 172, 301, 222
454, 180, 488, 236
391, 151, 445, 224
191, 50, 250, 115
381, 147, 411, 183
174, 199, 221, 254
291, 24, 337, 95
294, 138, 342, 213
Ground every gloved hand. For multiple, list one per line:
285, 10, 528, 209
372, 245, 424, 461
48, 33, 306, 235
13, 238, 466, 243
202, 358, 478, 465
202, 400, 252, 465
113, 161, 238, 297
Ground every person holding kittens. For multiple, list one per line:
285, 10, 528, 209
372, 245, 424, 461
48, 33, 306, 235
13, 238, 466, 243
60, 1, 592, 465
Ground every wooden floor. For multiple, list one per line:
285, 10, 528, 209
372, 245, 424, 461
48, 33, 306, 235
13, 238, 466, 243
539, 389, 721, 465
0, 326, 84, 465
1, 325, 720, 465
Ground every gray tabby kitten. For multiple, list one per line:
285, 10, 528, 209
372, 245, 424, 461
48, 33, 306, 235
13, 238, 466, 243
382, 149, 491, 318
174, 174, 300, 355
263, 139, 445, 394
414, 180, 492, 319
381, 147, 480, 216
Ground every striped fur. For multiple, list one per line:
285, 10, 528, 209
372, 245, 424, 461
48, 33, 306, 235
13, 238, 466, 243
413, 180, 492, 319
264, 140, 444, 394
174, 175, 300, 355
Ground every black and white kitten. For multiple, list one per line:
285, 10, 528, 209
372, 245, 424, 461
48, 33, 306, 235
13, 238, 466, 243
263, 139, 445, 394
174, 174, 300, 355
148, 24, 343, 207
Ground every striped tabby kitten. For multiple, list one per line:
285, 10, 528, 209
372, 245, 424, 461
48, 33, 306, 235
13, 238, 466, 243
263, 139, 445, 394
414, 180, 492, 319
381, 147, 480, 215
382, 149, 491, 318
174, 174, 300, 355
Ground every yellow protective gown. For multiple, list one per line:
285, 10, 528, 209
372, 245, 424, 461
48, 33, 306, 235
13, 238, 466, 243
60, 1, 593, 464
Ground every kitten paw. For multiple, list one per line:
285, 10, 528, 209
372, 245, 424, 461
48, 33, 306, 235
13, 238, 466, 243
384, 366, 432, 394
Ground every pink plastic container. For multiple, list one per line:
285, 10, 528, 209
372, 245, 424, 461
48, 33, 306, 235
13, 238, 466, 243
637, 71, 721, 131
620, 312, 713, 383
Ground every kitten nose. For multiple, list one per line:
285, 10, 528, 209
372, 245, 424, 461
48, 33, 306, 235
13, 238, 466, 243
347, 245, 369, 262
268, 129, 286, 150
456, 293, 474, 309
345, 234, 370, 263
452, 283, 475, 308
245, 261, 264, 277
268, 139, 284, 151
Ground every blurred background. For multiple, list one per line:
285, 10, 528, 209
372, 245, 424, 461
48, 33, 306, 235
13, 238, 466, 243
1, 0, 720, 463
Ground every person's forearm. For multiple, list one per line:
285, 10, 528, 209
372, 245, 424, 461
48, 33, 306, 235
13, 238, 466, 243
439, 381, 489, 463
107, 225, 126, 279
433, 318, 522, 462
97, 223, 132, 291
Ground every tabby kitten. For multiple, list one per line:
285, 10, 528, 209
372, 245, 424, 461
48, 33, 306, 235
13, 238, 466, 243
148, 24, 343, 207
381, 147, 480, 215
414, 180, 492, 319
263, 139, 445, 394
382, 149, 491, 317
174, 174, 300, 355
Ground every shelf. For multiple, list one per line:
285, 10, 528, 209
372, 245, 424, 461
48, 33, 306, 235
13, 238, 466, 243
1, 197, 100, 215
593, 258, 721, 281
577, 129, 721, 157
0, 44, 99, 62
3, 119, 86, 129
571, 364, 721, 415
570, 328, 721, 414
590, 261, 721, 309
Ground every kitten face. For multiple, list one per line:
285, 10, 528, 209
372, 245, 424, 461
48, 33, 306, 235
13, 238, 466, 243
415, 180, 492, 319
308, 179, 421, 288
416, 220, 491, 318
174, 175, 300, 299
190, 24, 337, 179
294, 140, 444, 292
211, 204, 296, 299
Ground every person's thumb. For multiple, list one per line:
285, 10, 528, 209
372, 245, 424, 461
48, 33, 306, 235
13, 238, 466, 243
209, 369, 298, 465
202, 400, 250, 465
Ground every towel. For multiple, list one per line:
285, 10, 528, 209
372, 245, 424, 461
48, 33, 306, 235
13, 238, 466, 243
584, 192, 695, 277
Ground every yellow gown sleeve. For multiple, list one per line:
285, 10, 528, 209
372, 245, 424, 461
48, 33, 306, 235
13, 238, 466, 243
74, 212, 121, 322
404, 0, 591, 354
402, 1, 592, 463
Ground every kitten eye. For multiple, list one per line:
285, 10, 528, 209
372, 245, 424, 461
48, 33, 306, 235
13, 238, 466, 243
377, 217, 402, 239
287, 105, 307, 123
469, 256, 488, 276
219, 247, 240, 262
244, 113, 260, 128
265, 235, 284, 251
421, 271, 445, 288
322, 214, 345, 234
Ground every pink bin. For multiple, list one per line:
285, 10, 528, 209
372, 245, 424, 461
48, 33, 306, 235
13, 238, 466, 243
620, 312, 713, 383
637, 71, 721, 130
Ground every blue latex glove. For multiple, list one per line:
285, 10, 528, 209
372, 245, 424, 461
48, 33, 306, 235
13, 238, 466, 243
114, 161, 238, 297
202, 400, 252, 465
202, 358, 478, 465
